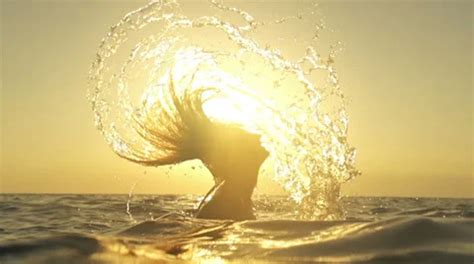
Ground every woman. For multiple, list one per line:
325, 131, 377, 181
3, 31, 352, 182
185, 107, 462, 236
122, 74, 268, 220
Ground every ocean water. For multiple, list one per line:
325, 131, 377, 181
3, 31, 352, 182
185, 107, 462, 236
1, 194, 473, 263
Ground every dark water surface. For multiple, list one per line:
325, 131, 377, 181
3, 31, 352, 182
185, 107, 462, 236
1, 194, 473, 263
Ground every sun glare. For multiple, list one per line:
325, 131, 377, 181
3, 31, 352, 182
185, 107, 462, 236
202, 91, 264, 134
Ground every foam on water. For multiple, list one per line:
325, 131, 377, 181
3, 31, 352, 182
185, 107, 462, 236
87, 0, 359, 220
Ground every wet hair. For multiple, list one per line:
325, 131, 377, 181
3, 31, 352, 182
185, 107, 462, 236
117, 73, 266, 170
126, 74, 213, 166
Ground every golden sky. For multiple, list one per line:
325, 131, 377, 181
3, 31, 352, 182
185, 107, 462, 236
1, 0, 472, 197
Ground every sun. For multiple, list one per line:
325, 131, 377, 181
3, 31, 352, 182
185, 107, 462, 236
202, 89, 264, 134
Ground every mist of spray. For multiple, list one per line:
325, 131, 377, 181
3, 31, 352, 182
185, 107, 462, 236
88, 0, 359, 220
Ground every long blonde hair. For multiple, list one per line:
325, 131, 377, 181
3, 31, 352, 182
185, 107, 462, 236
116, 73, 215, 166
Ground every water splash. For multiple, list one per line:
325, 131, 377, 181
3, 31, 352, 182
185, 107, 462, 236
88, 0, 359, 220
126, 181, 138, 223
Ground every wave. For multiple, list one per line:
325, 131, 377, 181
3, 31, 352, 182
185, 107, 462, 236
1, 217, 472, 263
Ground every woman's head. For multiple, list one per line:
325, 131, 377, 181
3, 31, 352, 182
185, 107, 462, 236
128, 74, 268, 180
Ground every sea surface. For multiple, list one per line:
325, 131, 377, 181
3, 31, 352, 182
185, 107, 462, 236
0, 194, 473, 263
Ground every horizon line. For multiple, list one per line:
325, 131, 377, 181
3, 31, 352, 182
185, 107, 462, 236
0, 192, 473, 199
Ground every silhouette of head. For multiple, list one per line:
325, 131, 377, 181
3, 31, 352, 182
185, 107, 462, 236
200, 124, 268, 192
195, 124, 268, 220
123, 75, 268, 220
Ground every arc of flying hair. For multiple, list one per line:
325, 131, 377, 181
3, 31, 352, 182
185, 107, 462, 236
115, 71, 219, 167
